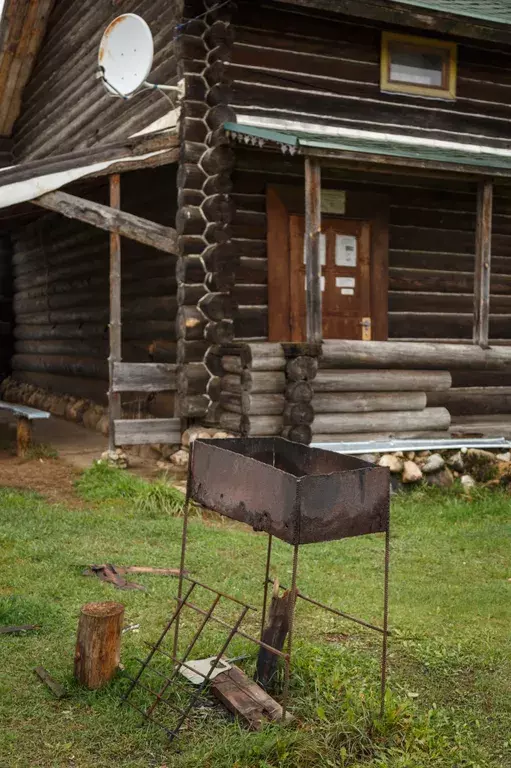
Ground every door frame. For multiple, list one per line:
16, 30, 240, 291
267, 184, 389, 342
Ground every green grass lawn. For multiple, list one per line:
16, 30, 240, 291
0, 464, 510, 768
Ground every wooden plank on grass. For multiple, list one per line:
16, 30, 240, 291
211, 665, 293, 730
113, 418, 180, 445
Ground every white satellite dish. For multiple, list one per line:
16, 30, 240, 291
99, 14, 154, 98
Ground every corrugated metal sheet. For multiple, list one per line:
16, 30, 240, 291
13, 0, 181, 160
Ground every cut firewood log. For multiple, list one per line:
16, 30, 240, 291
74, 601, 124, 689
255, 580, 290, 690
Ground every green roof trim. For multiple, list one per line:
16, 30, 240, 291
392, 0, 511, 26
224, 122, 511, 172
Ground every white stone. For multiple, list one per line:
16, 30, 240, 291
402, 460, 423, 484
461, 474, 476, 489
359, 453, 378, 465
421, 453, 445, 474
496, 452, 511, 462
170, 449, 189, 469
378, 454, 404, 473
212, 431, 233, 439
182, 426, 211, 447
404, 451, 415, 460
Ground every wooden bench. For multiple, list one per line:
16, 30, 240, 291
0, 402, 50, 457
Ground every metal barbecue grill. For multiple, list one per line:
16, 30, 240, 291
124, 437, 391, 738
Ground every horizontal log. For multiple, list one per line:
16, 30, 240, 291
248, 415, 284, 436
428, 387, 511, 415
180, 395, 209, 418
219, 410, 248, 434
34, 191, 178, 255
221, 392, 286, 416
248, 371, 286, 394
12, 371, 108, 404
451, 370, 511, 388
251, 356, 287, 372
315, 369, 452, 392
312, 431, 452, 442
313, 391, 427, 413
114, 419, 181, 446
178, 362, 210, 396
321, 341, 511, 371
12, 354, 107, 379
112, 363, 177, 393
313, 407, 450, 434
389, 312, 511, 340
222, 355, 244, 374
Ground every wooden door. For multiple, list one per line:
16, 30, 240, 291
289, 216, 372, 341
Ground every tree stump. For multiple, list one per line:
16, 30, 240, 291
74, 602, 124, 689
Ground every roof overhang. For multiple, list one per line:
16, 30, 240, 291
270, 0, 511, 45
0, 130, 178, 212
225, 118, 511, 177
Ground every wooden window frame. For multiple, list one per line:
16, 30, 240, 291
381, 32, 457, 100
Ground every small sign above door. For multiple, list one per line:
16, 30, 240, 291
321, 189, 346, 215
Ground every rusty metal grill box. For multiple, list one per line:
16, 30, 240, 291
189, 438, 389, 545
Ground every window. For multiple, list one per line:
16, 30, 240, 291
381, 32, 457, 99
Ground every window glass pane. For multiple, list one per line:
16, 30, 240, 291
389, 46, 445, 87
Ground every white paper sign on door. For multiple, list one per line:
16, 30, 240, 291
336, 277, 355, 288
335, 235, 357, 267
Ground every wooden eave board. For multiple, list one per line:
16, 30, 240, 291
269, 0, 511, 44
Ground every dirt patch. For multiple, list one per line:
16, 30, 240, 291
0, 451, 83, 507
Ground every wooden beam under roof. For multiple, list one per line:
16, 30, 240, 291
270, 0, 511, 44
32, 189, 178, 255
0, 0, 55, 137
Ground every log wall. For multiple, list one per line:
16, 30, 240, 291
0, 235, 13, 378
231, 2, 511, 148
10, 166, 178, 413
12, 0, 182, 160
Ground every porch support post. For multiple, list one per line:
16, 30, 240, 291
108, 173, 122, 451
304, 157, 322, 344
473, 179, 493, 348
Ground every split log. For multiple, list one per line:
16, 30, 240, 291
220, 392, 286, 416
74, 602, 124, 690
313, 391, 427, 413
312, 408, 451, 435
314, 369, 452, 392
177, 362, 209, 396
176, 306, 207, 341
199, 292, 236, 322
211, 665, 292, 729
204, 319, 235, 344
180, 395, 209, 418
256, 581, 290, 690
321, 341, 511, 371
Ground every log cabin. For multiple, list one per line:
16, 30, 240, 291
1, 0, 511, 448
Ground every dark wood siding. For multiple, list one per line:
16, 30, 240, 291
231, 148, 511, 344
231, 2, 511, 148
13, 0, 181, 161
10, 166, 177, 408
0, 235, 13, 378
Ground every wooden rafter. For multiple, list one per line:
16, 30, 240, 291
31, 189, 178, 254
0, 0, 55, 137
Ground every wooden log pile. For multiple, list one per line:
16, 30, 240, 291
205, 343, 287, 435
313, 345, 453, 442
175, 1, 237, 420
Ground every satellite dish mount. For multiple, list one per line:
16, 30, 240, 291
98, 14, 183, 100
